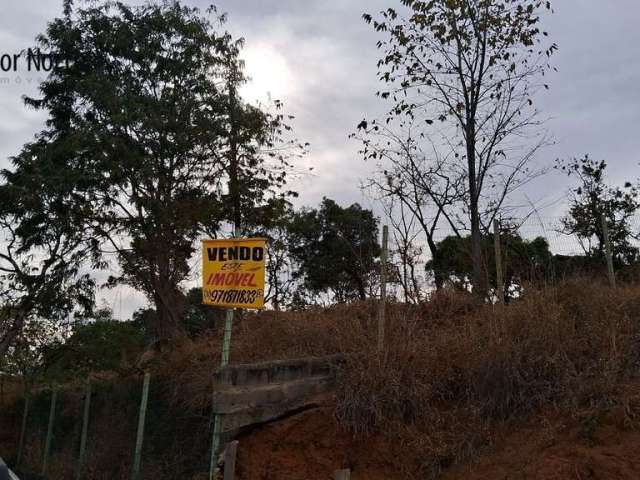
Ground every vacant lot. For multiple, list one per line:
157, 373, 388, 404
4, 278, 640, 479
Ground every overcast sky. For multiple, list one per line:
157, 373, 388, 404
1, 1, 639, 317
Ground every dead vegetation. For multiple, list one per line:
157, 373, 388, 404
334, 279, 640, 476
4, 278, 640, 479
160, 277, 640, 477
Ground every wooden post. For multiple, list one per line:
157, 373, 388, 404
334, 469, 351, 480
601, 214, 616, 288
493, 219, 505, 303
131, 372, 150, 480
42, 389, 58, 476
76, 381, 92, 480
16, 393, 29, 468
378, 225, 389, 352
223, 440, 238, 480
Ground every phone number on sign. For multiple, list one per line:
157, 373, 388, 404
204, 289, 263, 305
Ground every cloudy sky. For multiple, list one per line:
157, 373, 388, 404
1, 1, 639, 317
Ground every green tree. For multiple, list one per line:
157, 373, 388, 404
0, 141, 95, 359
428, 230, 552, 300
41, 308, 146, 379
246, 199, 299, 310
11, 1, 301, 345
182, 287, 226, 336
558, 156, 639, 266
363, 0, 556, 297
288, 198, 381, 303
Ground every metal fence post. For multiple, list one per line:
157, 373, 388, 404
76, 381, 92, 480
42, 388, 58, 476
493, 219, 505, 303
378, 225, 389, 352
601, 214, 616, 288
15, 393, 29, 468
220, 309, 234, 367
131, 372, 150, 480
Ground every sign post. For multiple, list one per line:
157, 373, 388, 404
203, 237, 266, 479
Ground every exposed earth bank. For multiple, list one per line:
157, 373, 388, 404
235, 401, 640, 480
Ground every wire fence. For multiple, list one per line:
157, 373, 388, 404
2, 215, 640, 479
384, 213, 640, 303
3, 375, 214, 480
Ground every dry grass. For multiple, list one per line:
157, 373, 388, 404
159, 278, 640, 477
333, 279, 640, 476
4, 277, 640, 479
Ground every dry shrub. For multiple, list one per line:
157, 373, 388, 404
419, 287, 483, 325
167, 301, 380, 410
333, 279, 640, 477
334, 310, 427, 433
9, 278, 640, 479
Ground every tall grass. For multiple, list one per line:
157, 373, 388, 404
5, 278, 640, 479
334, 279, 640, 475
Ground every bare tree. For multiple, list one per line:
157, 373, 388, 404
379, 196, 424, 302
363, 0, 556, 296
358, 125, 465, 290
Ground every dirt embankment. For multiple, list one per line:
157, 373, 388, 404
235, 397, 640, 480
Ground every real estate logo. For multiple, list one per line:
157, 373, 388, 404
0, 48, 69, 72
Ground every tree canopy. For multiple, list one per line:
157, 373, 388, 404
427, 230, 552, 300
288, 198, 381, 304
361, 0, 557, 296
5, 0, 303, 345
558, 155, 639, 266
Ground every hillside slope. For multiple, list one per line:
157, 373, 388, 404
235, 396, 640, 480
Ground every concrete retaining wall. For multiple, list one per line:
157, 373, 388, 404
212, 354, 343, 435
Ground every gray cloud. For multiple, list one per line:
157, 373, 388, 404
1, 0, 639, 317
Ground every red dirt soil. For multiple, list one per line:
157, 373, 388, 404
235, 406, 401, 480
235, 404, 640, 480
440, 409, 640, 480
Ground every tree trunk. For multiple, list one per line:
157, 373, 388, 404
352, 271, 367, 301
152, 283, 185, 346
427, 237, 445, 291
467, 123, 486, 298
273, 272, 280, 311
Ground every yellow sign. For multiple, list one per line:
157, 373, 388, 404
202, 238, 266, 309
